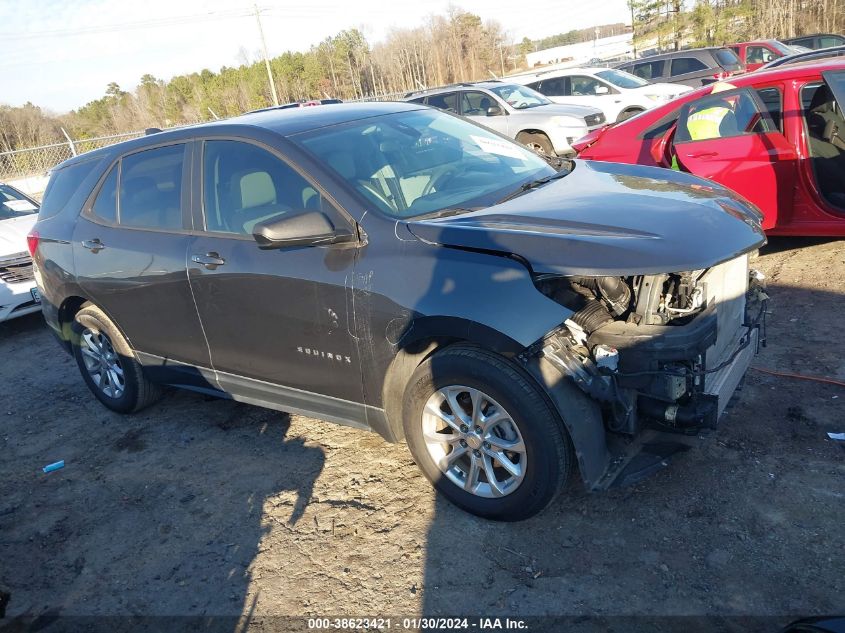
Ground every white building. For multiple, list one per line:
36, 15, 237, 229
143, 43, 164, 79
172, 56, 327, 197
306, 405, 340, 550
525, 33, 634, 68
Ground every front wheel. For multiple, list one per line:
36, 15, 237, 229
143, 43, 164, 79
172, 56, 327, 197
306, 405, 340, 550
403, 346, 574, 521
71, 304, 162, 413
516, 131, 555, 156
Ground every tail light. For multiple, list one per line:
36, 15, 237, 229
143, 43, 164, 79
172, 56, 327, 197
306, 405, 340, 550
26, 230, 39, 258
571, 124, 611, 154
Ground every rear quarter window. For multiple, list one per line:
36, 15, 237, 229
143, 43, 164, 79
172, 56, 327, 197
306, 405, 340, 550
39, 158, 101, 220
670, 57, 709, 76
714, 48, 742, 67
632, 60, 665, 80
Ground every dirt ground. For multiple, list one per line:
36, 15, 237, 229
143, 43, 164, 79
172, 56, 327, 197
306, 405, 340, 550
1, 237, 843, 629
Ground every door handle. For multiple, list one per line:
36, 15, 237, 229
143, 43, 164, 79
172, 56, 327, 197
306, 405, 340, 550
81, 239, 105, 253
191, 252, 226, 270
685, 151, 719, 159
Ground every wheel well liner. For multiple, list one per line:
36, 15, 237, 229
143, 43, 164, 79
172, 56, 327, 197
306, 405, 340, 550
516, 129, 550, 140
380, 317, 524, 441
55, 295, 89, 352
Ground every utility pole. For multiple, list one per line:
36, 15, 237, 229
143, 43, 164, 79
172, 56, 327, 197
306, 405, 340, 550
254, 4, 279, 106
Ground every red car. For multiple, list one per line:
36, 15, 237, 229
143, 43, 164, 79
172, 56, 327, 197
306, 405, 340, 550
729, 40, 797, 71
574, 59, 845, 236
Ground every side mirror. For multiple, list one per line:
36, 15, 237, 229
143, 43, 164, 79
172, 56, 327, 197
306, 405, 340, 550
486, 104, 504, 116
595, 85, 610, 95
252, 211, 355, 249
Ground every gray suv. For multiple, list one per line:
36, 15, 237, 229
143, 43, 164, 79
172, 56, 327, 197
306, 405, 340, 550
31, 102, 765, 521
404, 81, 606, 156
616, 47, 744, 87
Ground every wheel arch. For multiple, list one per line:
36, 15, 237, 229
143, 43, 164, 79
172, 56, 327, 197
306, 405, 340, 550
616, 106, 645, 122
53, 295, 90, 352
380, 316, 524, 442
515, 128, 550, 140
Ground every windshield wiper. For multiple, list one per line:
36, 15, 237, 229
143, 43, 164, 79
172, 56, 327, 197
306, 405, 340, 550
495, 169, 571, 205
410, 207, 478, 220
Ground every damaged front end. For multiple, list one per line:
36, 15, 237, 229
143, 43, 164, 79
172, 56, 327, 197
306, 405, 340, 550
522, 254, 768, 488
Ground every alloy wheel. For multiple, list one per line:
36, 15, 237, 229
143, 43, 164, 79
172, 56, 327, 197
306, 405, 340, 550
421, 385, 527, 498
79, 328, 126, 399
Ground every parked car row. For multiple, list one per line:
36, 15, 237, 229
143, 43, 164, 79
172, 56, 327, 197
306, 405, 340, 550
510, 67, 692, 122
404, 80, 607, 155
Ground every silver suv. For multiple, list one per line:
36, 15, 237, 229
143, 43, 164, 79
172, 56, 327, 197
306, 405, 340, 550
404, 81, 606, 156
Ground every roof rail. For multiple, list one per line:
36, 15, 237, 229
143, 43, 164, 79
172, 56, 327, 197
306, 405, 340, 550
144, 128, 162, 135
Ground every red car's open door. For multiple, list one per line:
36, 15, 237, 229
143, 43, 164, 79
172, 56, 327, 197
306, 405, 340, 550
672, 87, 797, 230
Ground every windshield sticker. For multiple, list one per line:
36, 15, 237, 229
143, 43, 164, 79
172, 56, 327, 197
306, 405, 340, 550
2, 199, 37, 212
469, 135, 526, 159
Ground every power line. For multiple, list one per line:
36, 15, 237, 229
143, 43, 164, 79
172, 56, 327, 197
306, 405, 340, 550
0, 7, 264, 41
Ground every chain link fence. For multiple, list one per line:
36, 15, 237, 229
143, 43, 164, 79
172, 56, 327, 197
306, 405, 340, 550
0, 93, 412, 184
0, 130, 146, 182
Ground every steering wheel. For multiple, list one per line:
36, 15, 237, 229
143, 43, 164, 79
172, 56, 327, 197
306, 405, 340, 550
421, 167, 458, 197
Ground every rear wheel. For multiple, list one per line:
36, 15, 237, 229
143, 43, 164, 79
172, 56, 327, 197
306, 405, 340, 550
403, 345, 574, 521
516, 131, 555, 156
71, 304, 162, 413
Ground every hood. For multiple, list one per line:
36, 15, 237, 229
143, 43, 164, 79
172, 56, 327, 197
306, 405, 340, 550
527, 103, 604, 118
0, 214, 37, 258
406, 160, 765, 277
636, 83, 694, 98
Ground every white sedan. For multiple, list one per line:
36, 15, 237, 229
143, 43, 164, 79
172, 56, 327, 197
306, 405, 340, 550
512, 67, 693, 123
0, 182, 41, 322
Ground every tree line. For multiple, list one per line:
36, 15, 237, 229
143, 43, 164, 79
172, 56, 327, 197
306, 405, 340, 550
631, 0, 844, 51
2, 1, 843, 154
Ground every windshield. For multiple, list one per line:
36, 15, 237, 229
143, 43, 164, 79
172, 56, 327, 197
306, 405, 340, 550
488, 84, 552, 109
296, 109, 554, 218
768, 40, 795, 55
0, 185, 39, 221
596, 69, 649, 89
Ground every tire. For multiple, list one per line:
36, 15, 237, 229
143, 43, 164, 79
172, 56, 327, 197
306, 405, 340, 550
70, 303, 162, 413
402, 345, 574, 521
616, 108, 644, 123
516, 131, 555, 157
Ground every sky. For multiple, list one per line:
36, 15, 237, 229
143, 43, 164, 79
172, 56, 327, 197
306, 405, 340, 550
1, 0, 632, 113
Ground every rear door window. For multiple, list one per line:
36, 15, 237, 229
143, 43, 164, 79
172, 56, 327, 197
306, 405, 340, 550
425, 92, 458, 112
670, 57, 708, 76
538, 77, 569, 96
820, 36, 844, 48
118, 144, 185, 230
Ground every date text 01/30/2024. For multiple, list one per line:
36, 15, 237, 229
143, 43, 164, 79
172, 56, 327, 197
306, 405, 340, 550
306, 617, 528, 630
